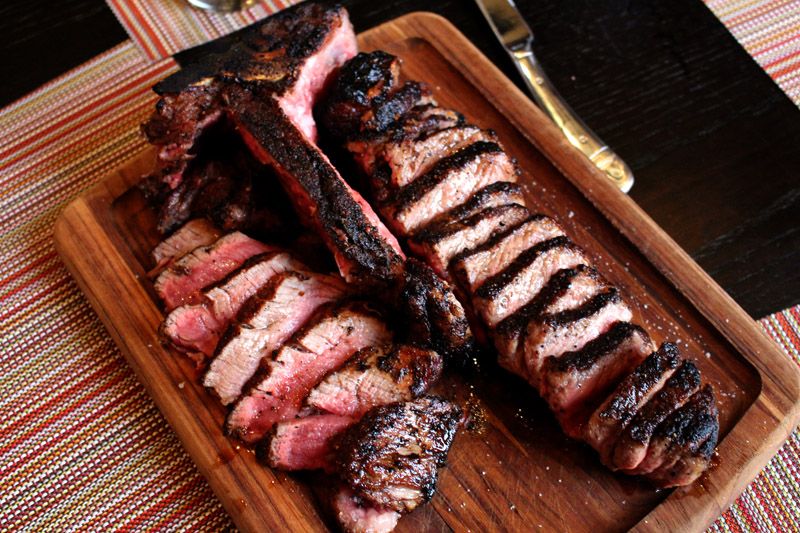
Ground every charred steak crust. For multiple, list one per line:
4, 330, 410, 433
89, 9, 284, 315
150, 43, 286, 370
416, 181, 526, 233
225, 85, 404, 283
411, 204, 528, 244
334, 397, 462, 513
544, 322, 649, 374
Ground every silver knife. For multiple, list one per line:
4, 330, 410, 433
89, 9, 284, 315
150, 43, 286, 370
474, 0, 634, 193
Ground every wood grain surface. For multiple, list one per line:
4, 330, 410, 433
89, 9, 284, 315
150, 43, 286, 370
53, 14, 800, 532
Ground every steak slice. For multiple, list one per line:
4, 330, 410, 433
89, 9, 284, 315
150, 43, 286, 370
493, 265, 608, 373
540, 322, 653, 437
331, 486, 400, 533
520, 289, 633, 387
408, 204, 529, 278
382, 126, 493, 188
262, 414, 356, 471
204, 270, 347, 405
150, 218, 221, 276
388, 141, 517, 234
335, 397, 462, 514
154, 232, 272, 310
419, 181, 526, 231
226, 85, 405, 285
629, 385, 718, 485
452, 215, 565, 293
226, 301, 391, 443
584, 343, 682, 464
161, 251, 304, 357
473, 236, 588, 326
398, 259, 475, 359
306, 344, 444, 417
612, 360, 701, 470
647, 419, 718, 488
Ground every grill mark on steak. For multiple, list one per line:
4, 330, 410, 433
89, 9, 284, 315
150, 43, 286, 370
584, 343, 682, 463
161, 251, 304, 357
520, 289, 633, 388
204, 270, 347, 405
417, 181, 526, 232
473, 236, 588, 326
381, 126, 491, 188
334, 396, 462, 514
306, 344, 444, 418
262, 414, 356, 472
408, 204, 530, 278
225, 300, 391, 444
390, 141, 515, 233
628, 385, 718, 485
540, 322, 653, 437
452, 214, 565, 293
493, 265, 607, 367
150, 219, 222, 277
154, 232, 273, 311
612, 360, 701, 470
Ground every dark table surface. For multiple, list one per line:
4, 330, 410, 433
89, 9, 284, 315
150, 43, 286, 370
3, 0, 799, 319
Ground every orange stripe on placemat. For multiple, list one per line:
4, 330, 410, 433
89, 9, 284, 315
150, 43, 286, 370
104, 0, 297, 60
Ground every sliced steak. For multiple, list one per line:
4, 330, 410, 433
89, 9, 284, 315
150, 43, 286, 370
473, 236, 588, 326
520, 289, 633, 387
226, 84, 405, 285
647, 420, 718, 488
150, 218, 221, 276
408, 204, 529, 277
382, 126, 493, 188
629, 386, 718, 483
419, 181, 526, 231
262, 414, 356, 471
153, 232, 272, 310
584, 343, 682, 464
306, 344, 443, 417
388, 141, 517, 234
398, 258, 475, 359
335, 397, 462, 514
612, 360, 701, 470
452, 215, 565, 294
226, 301, 391, 443
160, 251, 303, 357
204, 270, 347, 405
493, 265, 609, 373
540, 322, 653, 437
331, 485, 400, 533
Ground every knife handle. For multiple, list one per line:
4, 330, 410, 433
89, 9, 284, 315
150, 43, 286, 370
510, 48, 634, 193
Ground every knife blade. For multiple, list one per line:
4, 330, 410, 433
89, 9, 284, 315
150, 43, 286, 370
474, 0, 635, 193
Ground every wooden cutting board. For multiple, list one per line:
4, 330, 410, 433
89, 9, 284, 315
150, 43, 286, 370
54, 12, 800, 533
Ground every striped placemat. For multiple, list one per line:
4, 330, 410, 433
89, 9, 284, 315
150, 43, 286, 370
1, 31, 799, 532
106, 0, 296, 60
705, 0, 800, 104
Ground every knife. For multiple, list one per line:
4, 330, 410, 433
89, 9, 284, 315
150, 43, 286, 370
474, 0, 635, 193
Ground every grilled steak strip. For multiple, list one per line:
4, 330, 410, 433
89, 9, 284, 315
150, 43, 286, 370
540, 322, 652, 437
584, 343, 682, 464
306, 344, 444, 418
628, 385, 718, 487
263, 414, 356, 472
334, 397, 462, 514
612, 360, 701, 470
154, 232, 272, 310
408, 204, 529, 278
226, 300, 391, 444
161, 251, 304, 357
263, 344, 444, 472
150, 218, 221, 276
204, 270, 347, 405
